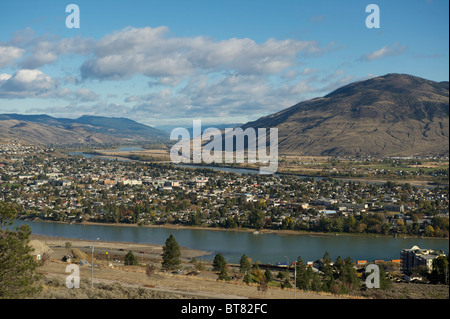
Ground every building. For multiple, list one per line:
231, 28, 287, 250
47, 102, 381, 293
400, 245, 446, 273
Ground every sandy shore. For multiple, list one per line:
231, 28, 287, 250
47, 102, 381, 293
30, 234, 210, 261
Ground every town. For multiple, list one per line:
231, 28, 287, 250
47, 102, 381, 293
0, 142, 448, 238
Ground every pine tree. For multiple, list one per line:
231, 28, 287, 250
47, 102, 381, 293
343, 257, 360, 291
321, 251, 334, 292
265, 268, 274, 283
161, 234, 181, 269
0, 202, 41, 298
309, 267, 322, 291
212, 253, 227, 272
239, 254, 252, 274
218, 268, 231, 281
124, 251, 138, 265
295, 256, 309, 290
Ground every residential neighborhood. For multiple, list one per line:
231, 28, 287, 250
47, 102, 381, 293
0, 142, 448, 238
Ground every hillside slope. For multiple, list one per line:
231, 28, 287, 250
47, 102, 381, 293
0, 114, 168, 145
242, 74, 449, 156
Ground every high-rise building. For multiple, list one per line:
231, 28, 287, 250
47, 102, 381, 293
400, 245, 446, 273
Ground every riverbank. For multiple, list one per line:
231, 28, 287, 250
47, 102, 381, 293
30, 234, 210, 261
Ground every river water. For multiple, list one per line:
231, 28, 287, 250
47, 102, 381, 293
60, 149, 449, 263
13, 220, 449, 265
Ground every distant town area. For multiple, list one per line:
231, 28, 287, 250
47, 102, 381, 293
1, 141, 448, 238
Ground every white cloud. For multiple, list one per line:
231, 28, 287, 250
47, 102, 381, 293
80, 26, 330, 80
0, 69, 99, 102
362, 43, 407, 61
301, 67, 318, 76
0, 69, 55, 98
12, 32, 94, 69
0, 45, 25, 67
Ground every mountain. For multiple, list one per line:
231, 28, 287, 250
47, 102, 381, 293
0, 114, 168, 145
241, 73, 449, 157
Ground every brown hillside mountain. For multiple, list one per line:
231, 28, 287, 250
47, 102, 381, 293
241, 73, 449, 157
0, 115, 168, 145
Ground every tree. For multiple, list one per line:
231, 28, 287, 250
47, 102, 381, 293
309, 268, 322, 291
212, 253, 227, 272
338, 257, 360, 293
321, 251, 334, 292
252, 263, 266, 284
378, 265, 392, 289
429, 256, 449, 284
0, 202, 41, 298
264, 268, 274, 283
295, 257, 309, 290
218, 268, 231, 281
124, 251, 138, 265
248, 209, 265, 230
281, 278, 292, 289
239, 254, 252, 274
161, 234, 181, 269
243, 271, 252, 284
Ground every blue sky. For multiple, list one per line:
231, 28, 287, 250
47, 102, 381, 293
0, 0, 448, 127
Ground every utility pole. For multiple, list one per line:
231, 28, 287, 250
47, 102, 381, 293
91, 237, 99, 287
293, 261, 297, 299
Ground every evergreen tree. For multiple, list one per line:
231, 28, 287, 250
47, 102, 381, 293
343, 257, 360, 290
281, 278, 292, 289
161, 234, 181, 269
334, 256, 344, 278
0, 202, 41, 298
295, 256, 309, 290
265, 268, 274, 283
212, 253, 227, 272
378, 264, 392, 289
309, 267, 322, 291
124, 251, 138, 265
218, 268, 231, 281
243, 271, 252, 284
321, 251, 334, 292
430, 256, 449, 284
239, 254, 252, 274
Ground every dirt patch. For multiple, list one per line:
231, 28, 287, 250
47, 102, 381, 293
38, 260, 343, 299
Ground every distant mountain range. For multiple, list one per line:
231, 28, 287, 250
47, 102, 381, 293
0, 114, 168, 145
1, 73, 448, 156
242, 73, 449, 157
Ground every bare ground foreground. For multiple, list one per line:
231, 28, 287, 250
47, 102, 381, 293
30, 235, 344, 299
30, 235, 449, 300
